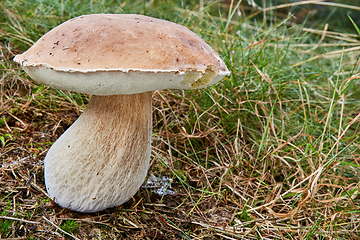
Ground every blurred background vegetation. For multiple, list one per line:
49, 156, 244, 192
242, 0, 360, 31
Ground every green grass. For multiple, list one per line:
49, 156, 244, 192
61, 220, 79, 235
1, 0, 360, 239
0, 219, 12, 237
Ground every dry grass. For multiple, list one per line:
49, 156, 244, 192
1, 0, 360, 239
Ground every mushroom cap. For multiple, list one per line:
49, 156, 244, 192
14, 14, 230, 95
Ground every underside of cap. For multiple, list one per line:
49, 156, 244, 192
14, 14, 230, 94
22, 64, 225, 95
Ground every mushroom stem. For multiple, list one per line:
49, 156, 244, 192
44, 92, 152, 213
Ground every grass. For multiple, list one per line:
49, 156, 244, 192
1, 0, 360, 239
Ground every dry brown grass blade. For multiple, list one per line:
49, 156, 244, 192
262, 0, 360, 12
292, 46, 360, 67
304, 23, 329, 53
325, 110, 360, 161
315, 197, 349, 203
266, 165, 323, 219
274, 42, 360, 47
302, 27, 360, 42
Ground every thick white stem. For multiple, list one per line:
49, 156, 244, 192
44, 92, 152, 212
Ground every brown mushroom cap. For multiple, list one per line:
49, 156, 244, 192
14, 14, 229, 95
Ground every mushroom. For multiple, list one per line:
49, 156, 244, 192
14, 14, 230, 213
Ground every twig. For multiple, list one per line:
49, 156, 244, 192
42, 216, 80, 240
0, 216, 40, 225
15, 170, 50, 198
